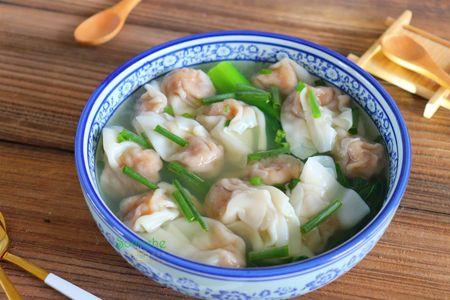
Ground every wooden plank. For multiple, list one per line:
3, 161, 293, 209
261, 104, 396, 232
0, 3, 449, 216
4, 0, 450, 44
0, 3, 186, 151
0, 141, 448, 299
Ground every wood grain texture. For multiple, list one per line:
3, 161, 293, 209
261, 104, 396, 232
0, 0, 449, 299
0, 141, 448, 299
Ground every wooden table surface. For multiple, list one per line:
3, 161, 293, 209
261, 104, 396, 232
0, 0, 449, 299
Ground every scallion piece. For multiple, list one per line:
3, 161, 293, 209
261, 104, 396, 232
274, 129, 286, 145
288, 178, 300, 190
223, 104, 231, 114
235, 91, 280, 120
348, 107, 359, 135
296, 81, 306, 93
259, 68, 273, 75
224, 119, 231, 127
181, 113, 194, 119
308, 89, 322, 118
202, 93, 236, 105
173, 180, 208, 231
207, 61, 250, 93
301, 199, 343, 234
167, 162, 206, 187
235, 91, 271, 102
172, 190, 195, 222
117, 129, 152, 149
122, 166, 158, 190
235, 83, 269, 94
247, 143, 290, 162
270, 86, 281, 107
141, 132, 152, 148
249, 176, 263, 186
154, 125, 188, 147
163, 106, 174, 116
248, 245, 289, 262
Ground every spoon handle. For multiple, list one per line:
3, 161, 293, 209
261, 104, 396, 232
0, 266, 21, 300
3, 252, 100, 300
112, 0, 142, 18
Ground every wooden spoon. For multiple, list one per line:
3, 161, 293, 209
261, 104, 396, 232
381, 34, 450, 89
74, 0, 141, 45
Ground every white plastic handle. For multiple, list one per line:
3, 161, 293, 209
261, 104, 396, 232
44, 273, 101, 300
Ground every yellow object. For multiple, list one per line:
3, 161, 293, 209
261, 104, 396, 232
381, 35, 450, 89
2, 252, 48, 282
0, 266, 21, 300
0, 212, 49, 300
74, 0, 141, 46
348, 10, 450, 119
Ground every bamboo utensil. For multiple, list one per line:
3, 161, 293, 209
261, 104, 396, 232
381, 35, 450, 89
0, 212, 100, 300
74, 0, 141, 45
348, 10, 450, 118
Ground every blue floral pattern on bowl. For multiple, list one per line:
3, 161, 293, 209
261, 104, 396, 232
75, 31, 411, 299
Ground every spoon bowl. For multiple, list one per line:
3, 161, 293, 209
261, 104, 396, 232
74, 0, 141, 46
381, 34, 450, 89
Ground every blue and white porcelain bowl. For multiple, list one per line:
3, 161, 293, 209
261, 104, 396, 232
75, 31, 411, 299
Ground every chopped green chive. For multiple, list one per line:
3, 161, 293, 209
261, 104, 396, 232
140, 132, 152, 148
270, 86, 281, 107
154, 125, 188, 147
202, 93, 236, 105
122, 166, 158, 190
167, 162, 206, 187
296, 81, 306, 93
248, 245, 289, 262
173, 180, 208, 231
308, 89, 322, 118
117, 129, 152, 149
163, 106, 174, 116
288, 178, 300, 190
223, 104, 231, 114
348, 107, 359, 135
235, 91, 280, 120
314, 79, 326, 86
259, 68, 273, 75
224, 119, 231, 127
301, 199, 343, 234
235, 83, 269, 94
172, 190, 195, 222
247, 143, 290, 162
249, 176, 263, 186
274, 129, 286, 145
235, 91, 271, 103
181, 113, 194, 119
207, 61, 250, 93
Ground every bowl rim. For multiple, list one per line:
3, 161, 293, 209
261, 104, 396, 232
75, 30, 411, 279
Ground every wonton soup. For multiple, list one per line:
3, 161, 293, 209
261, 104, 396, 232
97, 58, 387, 268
